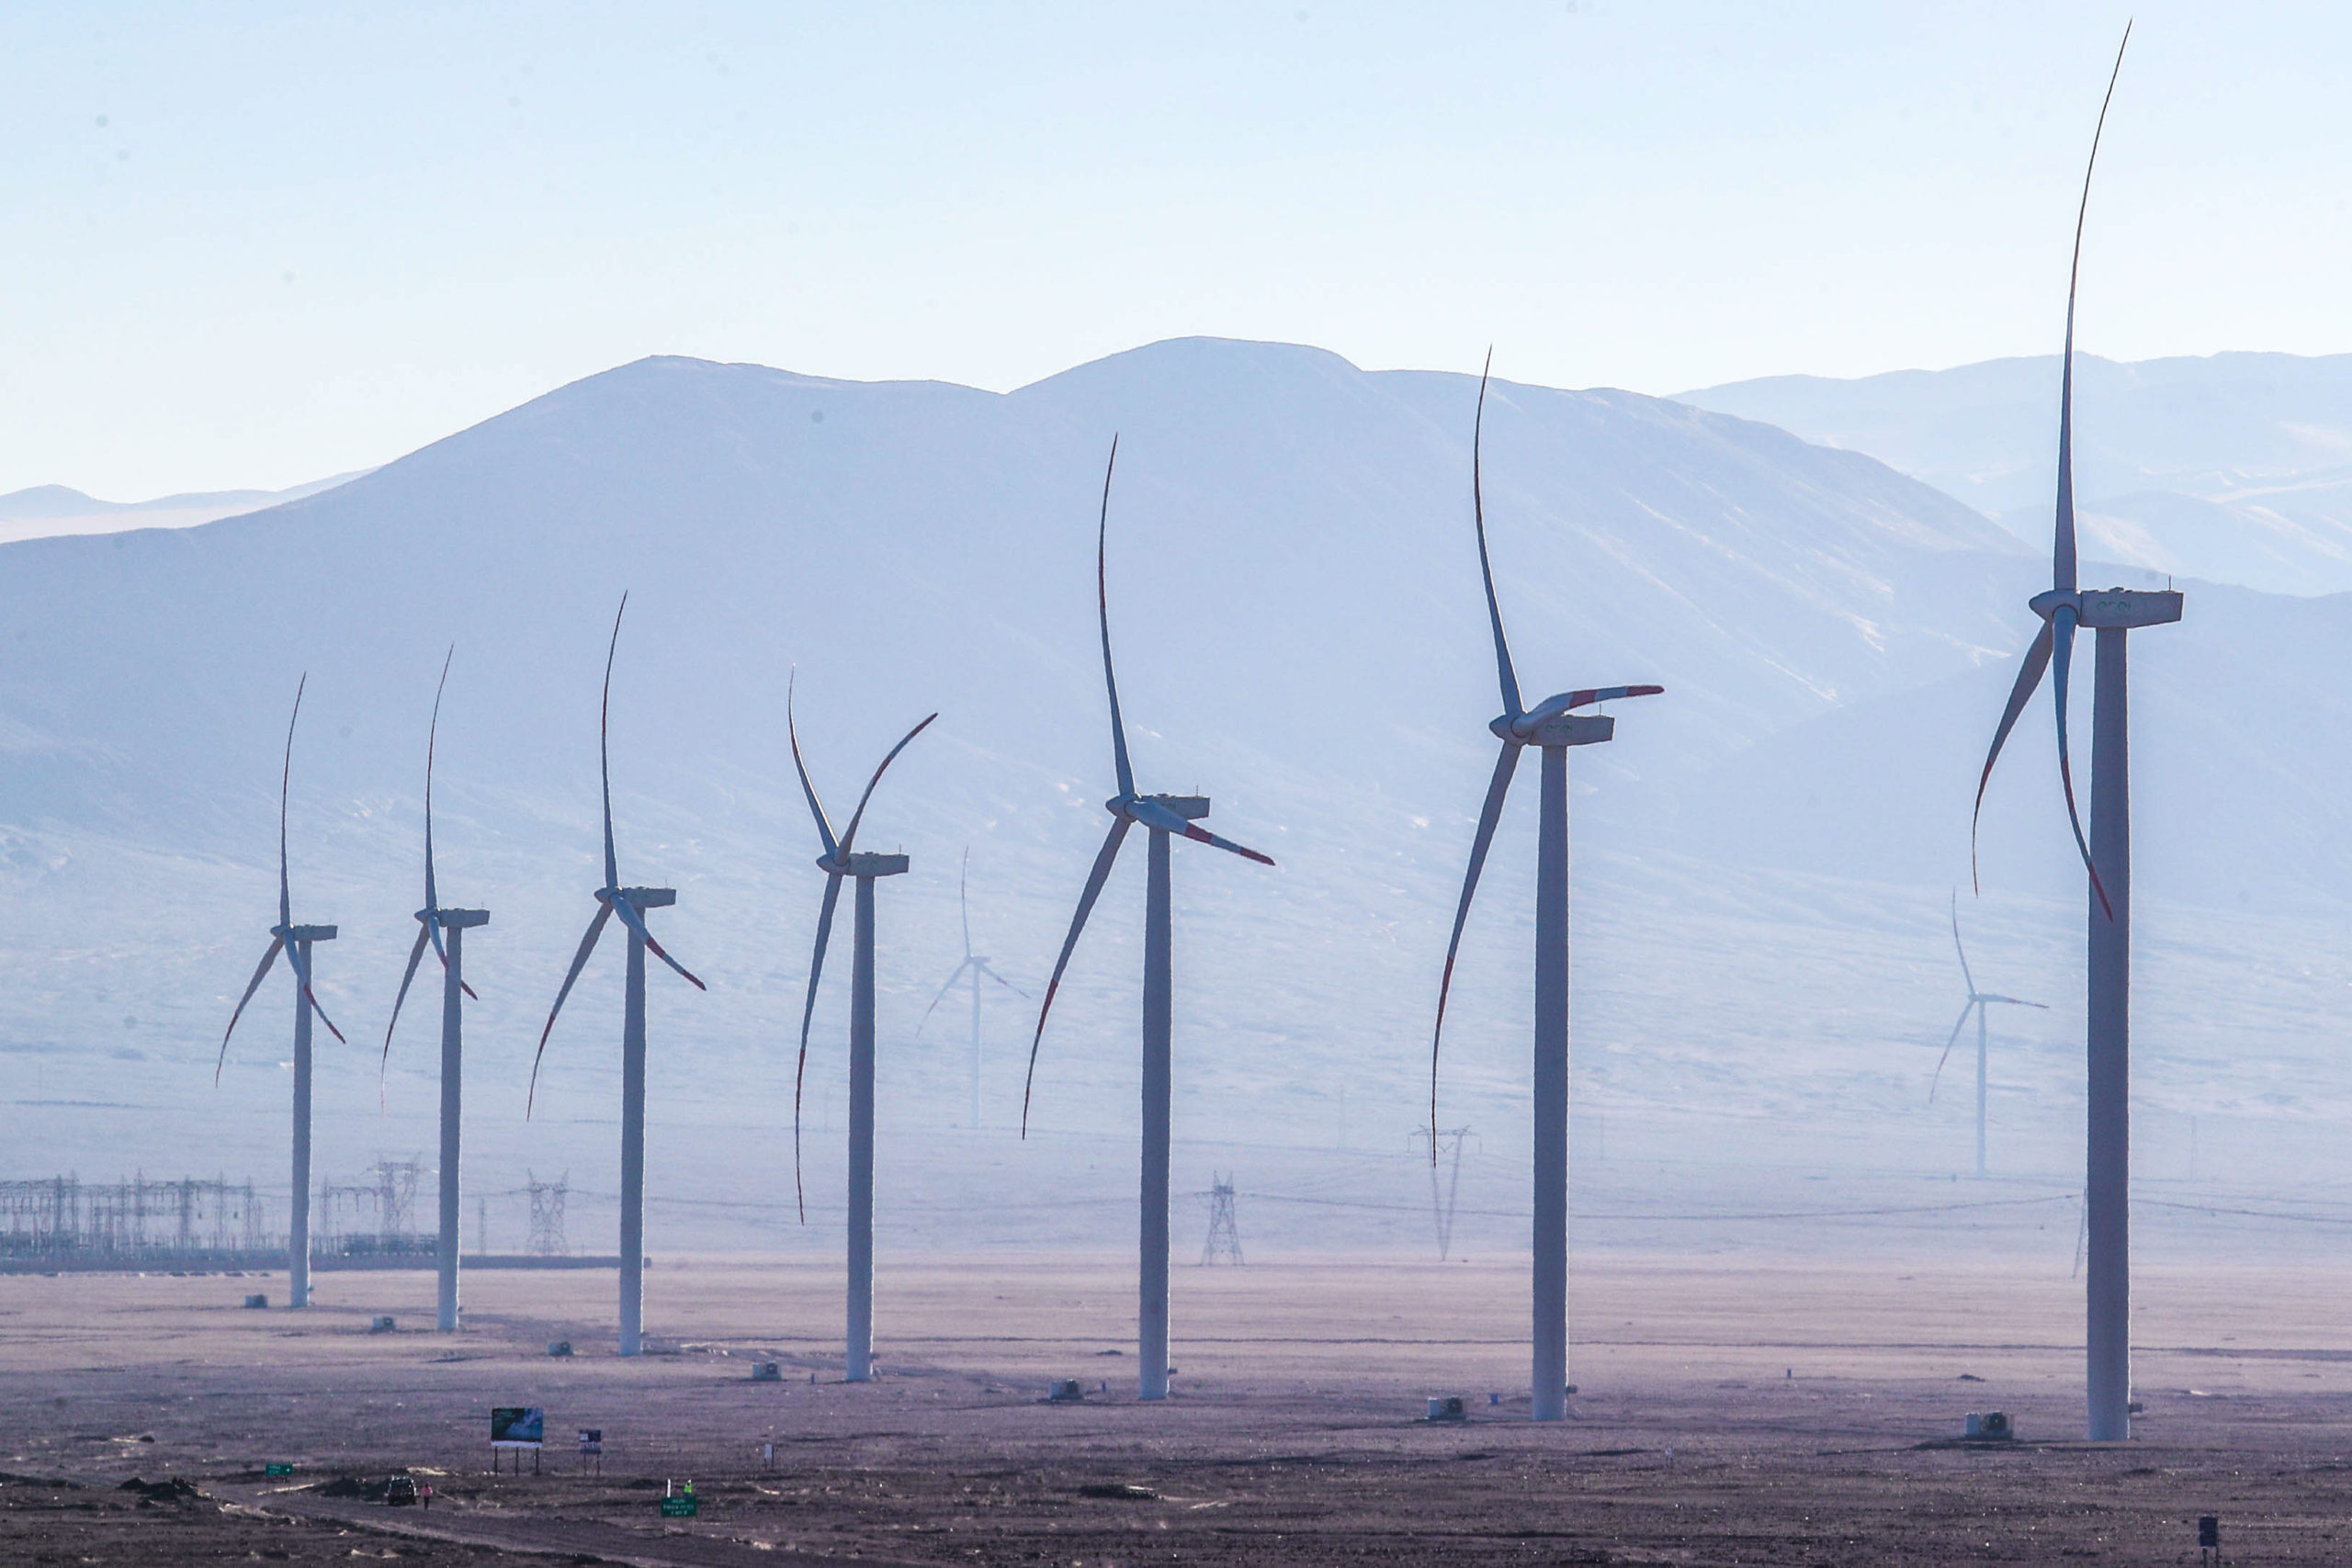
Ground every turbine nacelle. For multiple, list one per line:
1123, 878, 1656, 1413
1110, 791, 1209, 822
277, 923, 338, 943
818, 851, 910, 878
2027, 587, 2185, 629
413, 908, 490, 931
1492, 684, 1664, 744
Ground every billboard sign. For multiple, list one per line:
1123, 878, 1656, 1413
491, 1407, 545, 1449
578, 1428, 603, 1455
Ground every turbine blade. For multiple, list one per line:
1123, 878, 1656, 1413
836, 711, 939, 857
1984, 995, 2050, 1010
977, 960, 1027, 998
786, 670, 838, 862
795, 872, 845, 1223
600, 594, 626, 892
917, 959, 973, 1036
611, 895, 707, 990
1971, 619, 2054, 894
1097, 436, 1136, 797
1950, 889, 1976, 997
1472, 352, 1523, 720
282, 938, 347, 1046
1928, 1001, 1973, 1103
216, 937, 283, 1085
2055, 22, 2132, 595
528, 901, 613, 1118
1430, 741, 1521, 1155
1564, 684, 1665, 710
1022, 817, 1133, 1138
1129, 796, 1275, 865
279, 675, 304, 932
380, 923, 433, 1110
2050, 604, 2114, 919
423, 645, 452, 970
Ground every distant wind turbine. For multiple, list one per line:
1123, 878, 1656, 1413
528, 595, 707, 1357
788, 674, 935, 1383
1929, 891, 2046, 1179
216, 676, 346, 1310
379, 648, 489, 1333
1023, 437, 1275, 1403
1971, 25, 2177, 1443
918, 849, 1027, 1131
1430, 356, 1662, 1422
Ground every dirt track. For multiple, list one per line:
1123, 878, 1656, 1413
6, 1254, 2352, 1564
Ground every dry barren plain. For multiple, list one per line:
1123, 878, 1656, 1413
6, 1252, 2352, 1564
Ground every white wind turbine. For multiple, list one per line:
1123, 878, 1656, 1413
918, 849, 1027, 1130
1929, 892, 2046, 1179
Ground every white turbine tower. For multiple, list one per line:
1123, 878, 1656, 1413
528, 595, 707, 1357
1430, 357, 1662, 1422
919, 850, 1027, 1130
787, 676, 935, 1384
379, 648, 489, 1332
1023, 436, 1275, 1403
1972, 27, 2177, 1442
1929, 892, 2045, 1179
217, 676, 347, 1310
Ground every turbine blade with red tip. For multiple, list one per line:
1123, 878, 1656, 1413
610, 896, 705, 990
217, 937, 284, 1085
422, 646, 452, 971
1972, 619, 2054, 893
1950, 889, 1976, 998
282, 938, 346, 1045
278, 677, 304, 932
1022, 817, 1132, 1138
528, 901, 613, 1118
1565, 684, 1664, 710
1431, 741, 1521, 1153
1129, 796, 1274, 865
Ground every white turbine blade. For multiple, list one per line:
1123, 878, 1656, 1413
216, 937, 284, 1084
794, 872, 844, 1223
379, 923, 434, 1111
1129, 796, 1274, 865
282, 939, 346, 1046
1983, 995, 2050, 1010
1972, 618, 2053, 895
917, 959, 975, 1036
610, 895, 706, 990
278, 675, 304, 932
975, 960, 1027, 998
786, 670, 838, 861
1470, 352, 1523, 720
528, 900, 613, 1118
1430, 741, 1521, 1152
836, 711, 938, 858
1949, 889, 1976, 997
1928, 1001, 1974, 1103
1096, 437, 1136, 798
1023, 817, 1132, 1137
599, 595, 626, 892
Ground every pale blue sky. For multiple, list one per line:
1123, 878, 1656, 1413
4, 2, 2346, 497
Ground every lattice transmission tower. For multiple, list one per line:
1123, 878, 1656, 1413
526, 1171, 569, 1257
1200, 1173, 1243, 1266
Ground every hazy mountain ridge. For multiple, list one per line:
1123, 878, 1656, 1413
10, 337, 2352, 1252
1679, 350, 2352, 595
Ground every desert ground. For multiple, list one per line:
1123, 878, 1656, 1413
6, 1252, 2352, 1564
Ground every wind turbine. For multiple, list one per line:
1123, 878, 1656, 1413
1929, 892, 2047, 1179
1972, 26, 2176, 1443
1430, 357, 1662, 1422
786, 676, 935, 1383
528, 595, 707, 1357
919, 849, 1027, 1131
217, 676, 347, 1310
379, 648, 488, 1332
1022, 436, 1275, 1403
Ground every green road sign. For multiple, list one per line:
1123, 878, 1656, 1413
264, 1463, 294, 1477
659, 1495, 698, 1518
